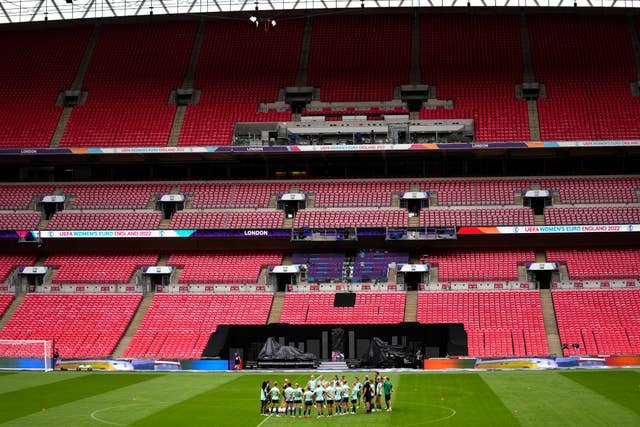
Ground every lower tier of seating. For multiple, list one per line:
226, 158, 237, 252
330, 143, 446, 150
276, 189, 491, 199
124, 293, 273, 359
547, 248, 640, 280
417, 291, 548, 357
422, 250, 534, 282
0, 254, 37, 282
280, 292, 406, 324
168, 252, 282, 284
0, 294, 141, 358
0, 294, 13, 317
47, 253, 158, 284
552, 290, 640, 355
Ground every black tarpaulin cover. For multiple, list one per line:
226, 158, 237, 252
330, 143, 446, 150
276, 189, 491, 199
257, 337, 318, 361
362, 337, 411, 366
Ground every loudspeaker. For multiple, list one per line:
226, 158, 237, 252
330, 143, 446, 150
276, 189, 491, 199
334, 292, 356, 307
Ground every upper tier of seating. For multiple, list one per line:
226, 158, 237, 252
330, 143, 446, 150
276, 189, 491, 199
124, 293, 272, 359
294, 209, 408, 228
307, 15, 410, 102
547, 248, 640, 280
47, 211, 161, 230
291, 252, 345, 282
280, 292, 406, 324
178, 20, 302, 146
0, 254, 37, 282
419, 14, 529, 141
169, 210, 284, 229
0, 212, 41, 230
0, 27, 90, 148
544, 206, 640, 225
530, 15, 640, 140
420, 207, 535, 227
47, 253, 158, 284
298, 181, 410, 207
168, 252, 282, 284
552, 289, 640, 355
61, 22, 196, 146
0, 294, 141, 358
417, 291, 548, 357
422, 249, 535, 282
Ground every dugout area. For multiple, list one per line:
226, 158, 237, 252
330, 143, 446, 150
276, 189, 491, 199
203, 322, 467, 368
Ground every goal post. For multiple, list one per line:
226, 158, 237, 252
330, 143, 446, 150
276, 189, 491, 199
0, 339, 54, 371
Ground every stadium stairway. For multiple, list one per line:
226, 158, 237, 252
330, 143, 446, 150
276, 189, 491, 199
404, 290, 418, 322
294, 17, 313, 87
628, 16, 640, 82
50, 23, 101, 148
410, 12, 421, 85
168, 19, 206, 147
267, 292, 285, 324
111, 291, 154, 359
519, 15, 541, 140
539, 289, 562, 356
0, 293, 25, 331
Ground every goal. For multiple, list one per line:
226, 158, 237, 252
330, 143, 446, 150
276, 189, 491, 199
0, 339, 54, 371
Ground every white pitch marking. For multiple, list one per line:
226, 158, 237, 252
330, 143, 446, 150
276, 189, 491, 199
90, 403, 146, 426
256, 413, 273, 427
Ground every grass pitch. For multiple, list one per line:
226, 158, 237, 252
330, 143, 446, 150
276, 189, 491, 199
0, 369, 639, 426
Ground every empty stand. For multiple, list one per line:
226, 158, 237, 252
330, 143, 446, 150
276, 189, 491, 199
0, 255, 37, 282
0, 27, 90, 148
552, 290, 640, 355
421, 179, 531, 206
0, 293, 141, 358
0, 185, 55, 209
47, 253, 158, 284
544, 206, 640, 225
61, 183, 170, 209
124, 293, 272, 359
169, 211, 226, 229
47, 211, 161, 230
280, 292, 406, 324
538, 177, 640, 204
421, 207, 534, 227
297, 181, 410, 207
417, 291, 548, 357
294, 209, 407, 228
179, 20, 302, 146
0, 212, 41, 230
422, 249, 534, 282
307, 15, 411, 102
529, 15, 640, 140
547, 248, 640, 280
61, 22, 197, 146
420, 15, 529, 141
168, 252, 282, 283
0, 294, 13, 318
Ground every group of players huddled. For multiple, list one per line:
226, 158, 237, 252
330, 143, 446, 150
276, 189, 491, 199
260, 374, 393, 418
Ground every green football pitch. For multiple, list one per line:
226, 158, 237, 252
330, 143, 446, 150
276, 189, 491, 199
0, 370, 639, 426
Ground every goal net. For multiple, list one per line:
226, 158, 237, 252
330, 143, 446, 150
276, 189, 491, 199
0, 339, 53, 371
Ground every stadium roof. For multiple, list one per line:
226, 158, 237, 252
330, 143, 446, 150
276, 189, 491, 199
0, 0, 639, 25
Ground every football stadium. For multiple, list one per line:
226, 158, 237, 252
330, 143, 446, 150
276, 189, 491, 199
0, 0, 639, 425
